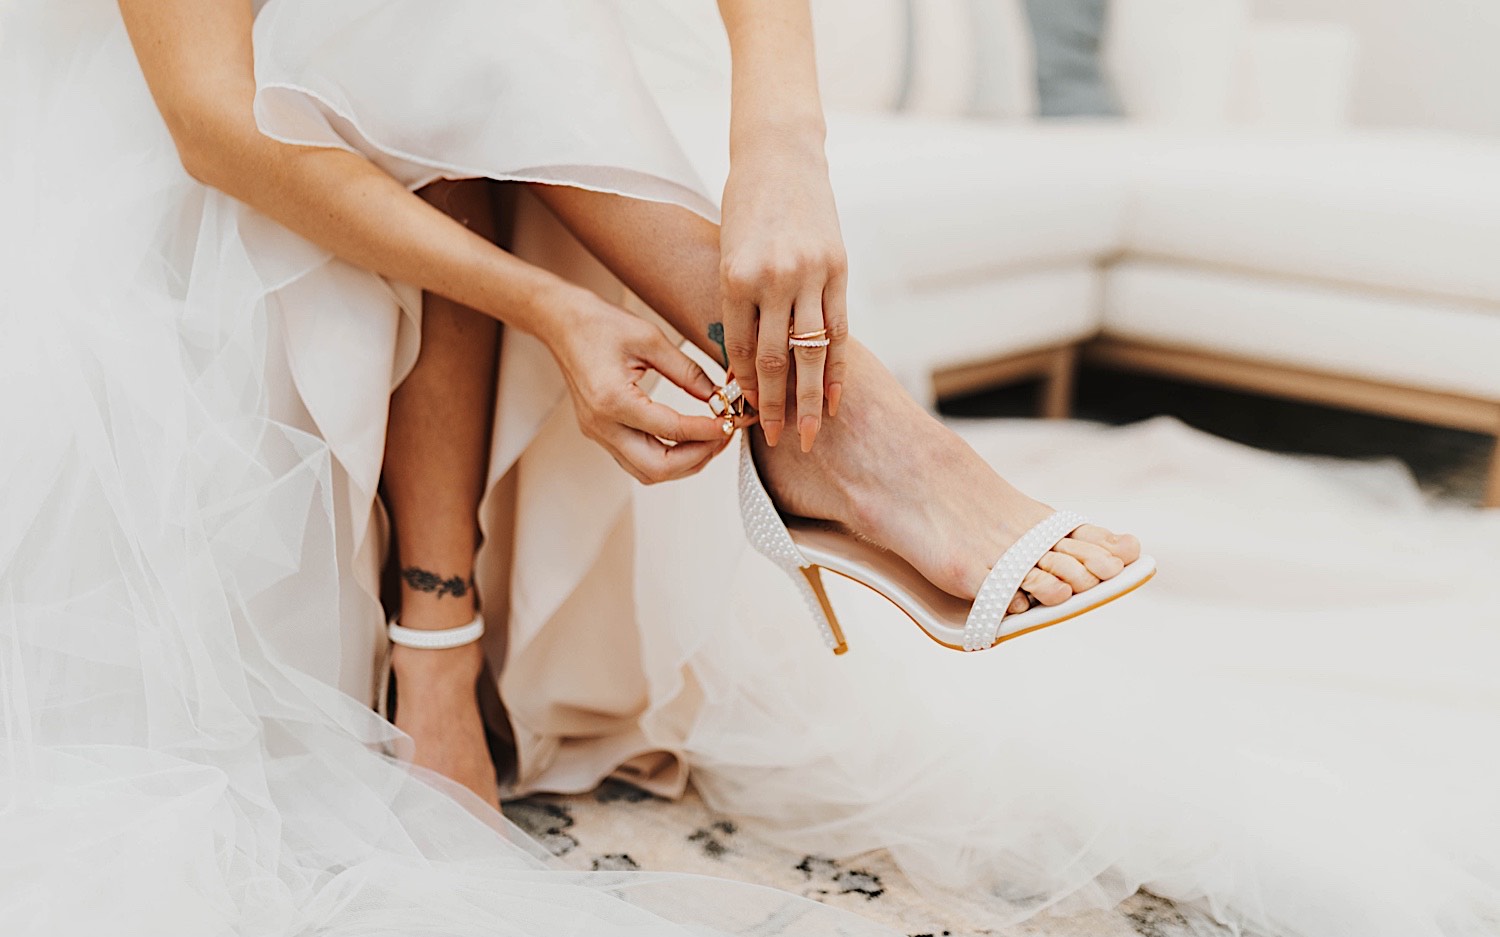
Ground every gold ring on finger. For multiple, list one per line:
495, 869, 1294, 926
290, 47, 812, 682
788, 327, 830, 349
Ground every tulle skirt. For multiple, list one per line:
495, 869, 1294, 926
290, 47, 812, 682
634, 411, 1500, 936
0, 2, 890, 934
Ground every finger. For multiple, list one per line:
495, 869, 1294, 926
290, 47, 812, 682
791, 288, 827, 453
1020, 567, 1072, 607
605, 448, 651, 486
1037, 551, 1101, 594
1052, 538, 1126, 581
619, 389, 732, 444
721, 286, 760, 409
614, 430, 725, 484
755, 302, 792, 447
822, 269, 849, 418
639, 330, 717, 402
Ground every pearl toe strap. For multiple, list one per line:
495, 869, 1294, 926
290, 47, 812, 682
961, 511, 1086, 652
388, 614, 485, 650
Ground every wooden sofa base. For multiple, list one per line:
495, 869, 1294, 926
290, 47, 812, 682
933, 338, 1500, 508
930, 345, 1079, 418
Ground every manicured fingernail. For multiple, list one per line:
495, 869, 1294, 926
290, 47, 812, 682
799, 416, 818, 452
763, 419, 782, 447
827, 383, 843, 418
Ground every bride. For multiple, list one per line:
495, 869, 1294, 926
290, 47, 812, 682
5, 1, 1498, 936
0, 0, 1141, 933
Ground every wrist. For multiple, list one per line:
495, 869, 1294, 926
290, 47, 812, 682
528, 279, 619, 367
524, 278, 586, 352
730, 111, 827, 159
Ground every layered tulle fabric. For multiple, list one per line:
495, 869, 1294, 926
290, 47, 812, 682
0, 2, 894, 934
625, 384, 1500, 936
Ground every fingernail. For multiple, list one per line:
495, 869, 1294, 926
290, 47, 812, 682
763, 419, 782, 447
799, 416, 818, 452
827, 383, 843, 418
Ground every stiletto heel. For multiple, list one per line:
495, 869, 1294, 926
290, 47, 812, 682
799, 565, 849, 655
716, 380, 1156, 654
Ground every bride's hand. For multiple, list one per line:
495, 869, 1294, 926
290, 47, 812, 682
719, 135, 848, 453
547, 287, 738, 485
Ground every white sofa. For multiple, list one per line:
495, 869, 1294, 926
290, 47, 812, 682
639, 0, 1500, 505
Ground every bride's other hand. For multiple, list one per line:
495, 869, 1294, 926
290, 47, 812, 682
546, 286, 737, 485
720, 138, 848, 453
717, 0, 849, 453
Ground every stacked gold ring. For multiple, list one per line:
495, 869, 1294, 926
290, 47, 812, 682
788, 326, 831, 349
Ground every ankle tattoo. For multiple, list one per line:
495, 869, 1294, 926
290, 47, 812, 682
401, 567, 476, 600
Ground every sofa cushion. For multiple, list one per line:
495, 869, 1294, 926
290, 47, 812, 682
1123, 131, 1500, 306
867, 265, 1103, 396
658, 101, 1131, 286
826, 115, 1131, 287
1104, 0, 1249, 125
1104, 260, 1500, 400
812, 0, 911, 114
969, 0, 1039, 120
903, 0, 979, 117
1232, 22, 1358, 130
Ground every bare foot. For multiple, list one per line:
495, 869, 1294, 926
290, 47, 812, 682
752, 342, 1141, 614
389, 631, 500, 811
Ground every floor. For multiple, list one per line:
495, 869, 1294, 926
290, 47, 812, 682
503, 370, 1493, 937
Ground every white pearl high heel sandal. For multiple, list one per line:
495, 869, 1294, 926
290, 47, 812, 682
713, 380, 1157, 654
376, 613, 486, 720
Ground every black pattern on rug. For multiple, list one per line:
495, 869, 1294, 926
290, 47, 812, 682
503, 783, 1224, 937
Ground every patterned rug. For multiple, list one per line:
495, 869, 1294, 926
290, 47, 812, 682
504, 781, 1214, 937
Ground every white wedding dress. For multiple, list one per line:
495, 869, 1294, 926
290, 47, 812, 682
0, 1, 888, 934
4, 2, 1499, 936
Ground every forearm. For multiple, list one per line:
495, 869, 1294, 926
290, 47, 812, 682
119, 0, 573, 345
192, 126, 567, 342
716, 0, 827, 157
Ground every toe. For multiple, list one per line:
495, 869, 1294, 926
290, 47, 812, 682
1021, 567, 1073, 607
1007, 592, 1031, 615
1038, 550, 1101, 594
1110, 532, 1142, 564
1054, 537, 1126, 580
1072, 525, 1142, 564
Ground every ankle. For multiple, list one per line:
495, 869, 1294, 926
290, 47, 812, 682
391, 639, 484, 686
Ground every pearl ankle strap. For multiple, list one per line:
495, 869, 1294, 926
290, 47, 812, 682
387, 614, 485, 650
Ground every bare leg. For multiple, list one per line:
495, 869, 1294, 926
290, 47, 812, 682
382, 179, 502, 809
530, 186, 1140, 609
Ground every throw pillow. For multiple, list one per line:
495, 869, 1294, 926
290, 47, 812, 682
1022, 0, 1123, 117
